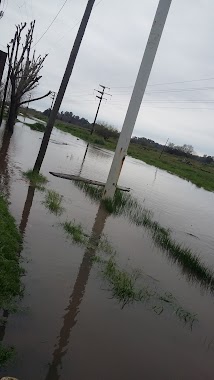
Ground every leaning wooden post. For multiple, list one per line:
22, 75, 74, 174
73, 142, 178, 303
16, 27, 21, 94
103, 0, 172, 199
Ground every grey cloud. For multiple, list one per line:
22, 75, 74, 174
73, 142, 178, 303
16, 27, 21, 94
1, 0, 214, 155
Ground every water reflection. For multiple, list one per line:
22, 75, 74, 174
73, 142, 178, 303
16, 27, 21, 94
0, 128, 12, 197
19, 185, 36, 237
45, 203, 109, 380
0, 128, 36, 342
78, 143, 89, 176
0, 129, 12, 342
0, 310, 9, 342
0, 184, 36, 350
74, 181, 214, 294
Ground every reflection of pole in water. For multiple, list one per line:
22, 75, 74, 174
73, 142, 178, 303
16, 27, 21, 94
152, 168, 158, 186
78, 142, 89, 176
45, 203, 109, 380
19, 185, 36, 237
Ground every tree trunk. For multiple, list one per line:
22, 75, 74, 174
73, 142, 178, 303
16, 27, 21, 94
6, 97, 19, 133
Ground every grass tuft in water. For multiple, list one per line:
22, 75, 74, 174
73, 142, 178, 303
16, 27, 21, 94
102, 189, 129, 213
96, 256, 197, 326
62, 221, 87, 244
74, 181, 214, 291
23, 169, 48, 188
43, 190, 64, 215
25, 122, 46, 132
75, 181, 103, 202
175, 307, 197, 327
102, 257, 143, 306
0, 344, 15, 367
97, 235, 115, 255
59, 215, 197, 327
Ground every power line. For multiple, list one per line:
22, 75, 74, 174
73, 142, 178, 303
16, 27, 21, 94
32, 0, 71, 48
33, 0, 104, 49
111, 76, 214, 89
53, 0, 105, 47
143, 106, 214, 110
110, 85, 214, 96
106, 103, 214, 111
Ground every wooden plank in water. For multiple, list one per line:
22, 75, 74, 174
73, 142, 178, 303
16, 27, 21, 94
49, 172, 130, 192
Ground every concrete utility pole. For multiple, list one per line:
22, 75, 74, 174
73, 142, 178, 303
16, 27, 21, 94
103, 0, 172, 199
33, 0, 96, 172
90, 84, 111, 135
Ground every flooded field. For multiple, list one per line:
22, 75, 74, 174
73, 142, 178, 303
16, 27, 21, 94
0, 119, 214, 379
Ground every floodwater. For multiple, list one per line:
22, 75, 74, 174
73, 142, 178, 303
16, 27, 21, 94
0, 118, 214, 379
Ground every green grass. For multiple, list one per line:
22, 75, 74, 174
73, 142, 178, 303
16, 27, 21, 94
74, 182, 214, 291
0, 195, 24, 367
55, 121, 107, 146
43, 190, 64, 215
23, 169, 48, 188
0, 344, 15, 367
62, 221, 87, 243
0, 195, 23, 310
25, 122, 46, 132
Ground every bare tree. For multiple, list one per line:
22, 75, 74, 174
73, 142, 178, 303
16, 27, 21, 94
2, 21, 51, 133
177, 144, 194, 155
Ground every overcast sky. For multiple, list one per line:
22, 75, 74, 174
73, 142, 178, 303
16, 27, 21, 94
0, 0, 214, 155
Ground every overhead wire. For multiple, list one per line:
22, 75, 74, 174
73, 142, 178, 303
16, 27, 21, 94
111, 76, 214, 89
53, 0, 105, 48
33, 0, 104, 49
32, 0, 71, 48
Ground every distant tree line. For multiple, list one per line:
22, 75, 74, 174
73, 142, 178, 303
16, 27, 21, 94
43, 108, 213, 164
131, 136, 213, 164
43, 109, 90, 128
43, 109, 119, 140
166, 142, 213, 164
131, 136, 163, 150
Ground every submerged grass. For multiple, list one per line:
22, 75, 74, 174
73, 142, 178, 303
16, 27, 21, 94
60, 216, 197, 327
0, 344, 15, 367
98, 256, 197, 327
62, 219, 114, 254
62, 221, 87, 244
23, 169, 48, 188
43, 190, 64, 215
102, 257, 143, 305
74, 181, 214, 292
25, 122, 46, 132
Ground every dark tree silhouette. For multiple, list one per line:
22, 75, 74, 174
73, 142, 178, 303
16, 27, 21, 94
2, 21, 51, 133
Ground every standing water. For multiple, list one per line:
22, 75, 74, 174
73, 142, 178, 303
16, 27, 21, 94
0, 120, 214, 379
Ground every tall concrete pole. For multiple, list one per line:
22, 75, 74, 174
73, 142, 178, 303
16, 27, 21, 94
33, 0, 96, 172
103, 0, 172, 199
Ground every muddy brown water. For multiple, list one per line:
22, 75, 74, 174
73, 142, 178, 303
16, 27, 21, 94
0, 119, 214, 379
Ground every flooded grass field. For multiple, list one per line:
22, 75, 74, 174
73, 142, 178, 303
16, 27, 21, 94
0, 118, 214, 379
